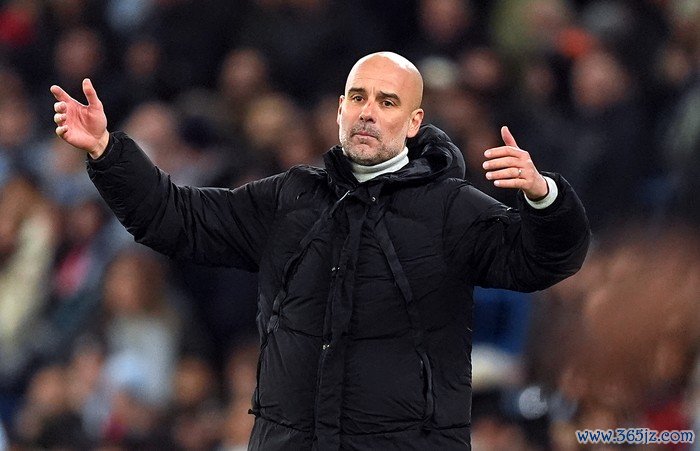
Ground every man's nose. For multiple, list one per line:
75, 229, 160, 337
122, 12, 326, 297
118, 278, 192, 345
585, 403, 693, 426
359, 99, 376, 122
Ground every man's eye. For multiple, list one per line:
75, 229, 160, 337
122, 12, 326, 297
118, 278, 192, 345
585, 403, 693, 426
382, 100, 395, 107
352, 95, 363, 102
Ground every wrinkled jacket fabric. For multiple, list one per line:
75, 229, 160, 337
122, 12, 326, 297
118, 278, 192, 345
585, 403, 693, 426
87, 124, 590, 450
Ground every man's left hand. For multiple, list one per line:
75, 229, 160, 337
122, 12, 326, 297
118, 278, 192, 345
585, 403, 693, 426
482, 126, 548, 200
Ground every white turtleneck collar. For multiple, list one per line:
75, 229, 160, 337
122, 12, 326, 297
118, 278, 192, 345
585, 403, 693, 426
344, 147, 409, 183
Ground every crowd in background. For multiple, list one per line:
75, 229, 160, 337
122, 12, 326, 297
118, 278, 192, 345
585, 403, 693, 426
0, 0, 698, 449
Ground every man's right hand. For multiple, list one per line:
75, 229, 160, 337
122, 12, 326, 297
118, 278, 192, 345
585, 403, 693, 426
50, 78, 109, 159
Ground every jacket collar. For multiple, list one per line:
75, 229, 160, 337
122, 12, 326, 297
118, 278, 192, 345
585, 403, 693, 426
323, 124, 466, 193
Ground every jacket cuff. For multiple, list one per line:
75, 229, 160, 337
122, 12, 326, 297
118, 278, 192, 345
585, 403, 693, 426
524, 176, 558, 209
86, 132, 123, 171
517, 171, 568, 215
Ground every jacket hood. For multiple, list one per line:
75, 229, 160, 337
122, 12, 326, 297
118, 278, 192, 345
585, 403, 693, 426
323, 124, 466, 191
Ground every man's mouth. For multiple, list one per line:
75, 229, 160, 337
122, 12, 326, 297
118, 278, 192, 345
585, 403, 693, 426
352, 128, 379, 139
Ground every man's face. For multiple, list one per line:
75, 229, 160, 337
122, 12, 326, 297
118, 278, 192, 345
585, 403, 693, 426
338, 55, 424, 166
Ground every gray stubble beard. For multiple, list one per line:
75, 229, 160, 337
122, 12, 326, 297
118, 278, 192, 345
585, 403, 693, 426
340, 129, 404, 166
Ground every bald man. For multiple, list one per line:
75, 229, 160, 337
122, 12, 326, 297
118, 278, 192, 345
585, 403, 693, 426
51, 52, 589, 450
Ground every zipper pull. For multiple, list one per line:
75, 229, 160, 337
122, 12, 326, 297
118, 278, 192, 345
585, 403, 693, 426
328, 189, 351, 218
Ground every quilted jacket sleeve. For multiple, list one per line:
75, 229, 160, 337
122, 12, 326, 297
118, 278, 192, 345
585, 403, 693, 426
444, 172, 591, 292
87, 131, 284, 271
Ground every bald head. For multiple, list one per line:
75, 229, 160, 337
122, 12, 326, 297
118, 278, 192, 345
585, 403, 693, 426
345, 52, 424, 110
338, 52, 425, 165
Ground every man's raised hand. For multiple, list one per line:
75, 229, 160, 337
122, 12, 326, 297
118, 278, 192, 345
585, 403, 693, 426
50, 78, 109, 159
482, 126, 549, 201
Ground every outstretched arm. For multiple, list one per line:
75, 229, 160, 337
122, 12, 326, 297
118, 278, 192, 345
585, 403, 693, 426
445, 126, 590, 292
50, 78, 109, 158
48, 80, 281, 270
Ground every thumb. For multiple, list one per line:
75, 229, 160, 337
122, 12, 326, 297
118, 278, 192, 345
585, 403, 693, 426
501, 126, 519, 148
82, 78, 102, 107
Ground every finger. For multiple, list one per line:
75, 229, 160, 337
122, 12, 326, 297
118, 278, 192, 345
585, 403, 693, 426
54, 101, 67, 113
501, 126, 519, 148
82, 78, 102, 107
55, 125, 68, 137
54, 113, 66, 125
485, 167, 522, 181
50, 85, 71, 102
493, 178, 525, 189
482, 156, 521, 171
484, 145, 525, 159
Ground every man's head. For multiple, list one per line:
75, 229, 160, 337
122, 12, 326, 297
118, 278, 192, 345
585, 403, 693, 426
338, 52, 424, 166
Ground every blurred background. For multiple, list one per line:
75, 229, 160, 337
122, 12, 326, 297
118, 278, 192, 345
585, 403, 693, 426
0, 0, 698, 449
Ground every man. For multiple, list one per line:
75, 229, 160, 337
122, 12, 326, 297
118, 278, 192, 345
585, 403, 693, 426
51, 52, 590, 450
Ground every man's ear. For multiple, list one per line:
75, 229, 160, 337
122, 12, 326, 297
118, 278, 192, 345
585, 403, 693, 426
406, 109, 424, 138
337, 95, 345, 126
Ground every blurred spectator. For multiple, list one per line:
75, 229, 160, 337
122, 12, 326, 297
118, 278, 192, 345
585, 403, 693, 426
98, 353, 166, 447
219, 398, 256, 451
167, 260, 259, 369
491, 0, 575, 62
0, 65, 25, 105
105, 0, 155, 37
528, 225, 700, 448
172, 356, 219, 414
32, 195, 126, 364
405, 0, 486, 62
142, 0, 244, 93
172, 87, 247, 185
0, 176, 57, 397
120, 101, 212, 186
471, 415, 530, 451
579, 0, 667, 94
473, 288, 532, 357
277, 124, 324, 170
657, 77, 700, 224
0, 0, 49, 91
223, 339, 259, 403
44, 0, 106, 31
239, 0, 386, 104
0, 1, 41, 53
565, 48, 650, 232
21, 135, 129, 370
99, 249, 184, 406
218, 341, 258, 448
312, 94, 343, 152
458, 47, 510, 102
54, 247, 199, 447
653, 0, 700, 225
32, 136, 96, 205
216, 47, 272, 139
0, 93, 41, 179
65, 337, 105, 438
13, 364, 89, 447
119, 35, 178, 113
241, 92, 310, 174
161, 356, 223, 450
470, 287, 536, 450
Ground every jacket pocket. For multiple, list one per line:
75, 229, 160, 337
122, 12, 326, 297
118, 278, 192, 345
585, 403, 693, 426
249, 332, 272, 416
418, 350, 435, 428
341, 337, 428, 434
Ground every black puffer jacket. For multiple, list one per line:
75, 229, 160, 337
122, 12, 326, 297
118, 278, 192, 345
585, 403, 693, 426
87, 124, 590, 450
